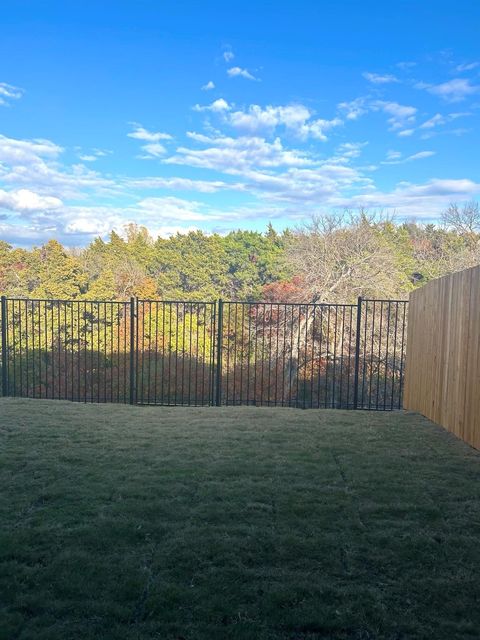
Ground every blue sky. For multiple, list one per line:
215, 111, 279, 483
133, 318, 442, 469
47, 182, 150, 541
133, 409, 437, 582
1, 0, 480, 246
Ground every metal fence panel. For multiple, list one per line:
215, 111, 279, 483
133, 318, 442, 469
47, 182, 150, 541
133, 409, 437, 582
0, 296, 407, 410
358, 300, 408, 410
0, 298, 133, 402
135, 300, 216, 406
219, 302, 359, 408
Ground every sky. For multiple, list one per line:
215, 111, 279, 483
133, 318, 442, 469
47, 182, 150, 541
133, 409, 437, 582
1, 0, 480, 247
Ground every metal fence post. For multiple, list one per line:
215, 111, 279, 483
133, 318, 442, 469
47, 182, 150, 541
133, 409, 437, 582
353, 296, 362, 410
129, 297, 136, 404
215, 299, 223, 406
1, 296, 7, 397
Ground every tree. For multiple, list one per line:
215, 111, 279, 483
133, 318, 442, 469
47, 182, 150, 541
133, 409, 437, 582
276, 212, 408, 400
0, 242, 30, 296
442, 201, 480, 238
1, 217, 479, 303
285, 212, 407, 304
408, 221, 479, 281
81, 227, 157, 299
27, 240, 88, 299
152, 231, 229, 300
222, 229, 288, 299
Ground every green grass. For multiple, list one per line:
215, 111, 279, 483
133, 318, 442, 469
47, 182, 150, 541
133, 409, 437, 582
1, 400, 480, 640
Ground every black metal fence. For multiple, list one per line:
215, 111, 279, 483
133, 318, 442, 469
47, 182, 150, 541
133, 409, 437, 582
0, 296, 408, 410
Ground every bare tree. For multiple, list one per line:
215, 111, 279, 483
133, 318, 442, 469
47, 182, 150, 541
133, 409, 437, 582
436, 201, 480, 270
412, 231, 480, 279
115, 258, 147, 299
286, 211, 406, 304
273, 211, 405, 401
441, 201, 480, 239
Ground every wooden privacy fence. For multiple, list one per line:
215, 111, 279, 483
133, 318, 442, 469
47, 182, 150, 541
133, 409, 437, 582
404, 265, 480, 449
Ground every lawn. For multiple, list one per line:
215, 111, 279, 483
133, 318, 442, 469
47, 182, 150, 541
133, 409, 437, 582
1, 400, 479, 640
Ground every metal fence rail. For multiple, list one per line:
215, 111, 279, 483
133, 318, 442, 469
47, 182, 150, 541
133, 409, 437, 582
0, 296, 408, 410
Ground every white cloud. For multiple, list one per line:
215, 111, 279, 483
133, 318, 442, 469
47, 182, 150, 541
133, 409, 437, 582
241, 163, 370, 203
92, 149, 110, 157
414, 111, 471, 137
306, 117, 343, 141
386, 150, 402, 161
127, 123, 172, 142
227, 67, 258, 81
338, 97, 369, 120
3, 163, 478, 245
333, 142, 367, 162
194, 99, 342, 141
420, 124, 472, 141
126, 176, 245, 193
36, 199, 286, 243
455, 62, 479, 72
1, 77, 478, 246
338, 98, 417, 132
161, 136, 370, 205
127, 124, 173, 159
419, 78, 479, 102
0, 135, 63, 164
331, 179, 480, 218
0, 202, 127, 244
372, 101, 417, 130
228, 104, 310, 133
408, 151, 435, 161
0, 134, 117, 200
193, 98, 231, 112
0, 188, 63, 212
136, 196, 213, 221
138, 143, 167, 158
382, 150, 435, 165
226, 103, 342, 140
76, 148, 111, 162
167, 134, 311, 172
201, 80, 215, 91
363, 72, 399, 84
134, 196, 286, 227
65, 214, 116, 236
0, 222, 56, 245
419, 113, 446, 129
223, 50, 234, 62
0, 82, 24, 106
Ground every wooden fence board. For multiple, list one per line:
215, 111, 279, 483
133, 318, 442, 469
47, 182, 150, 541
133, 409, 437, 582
404, 265, 480, 449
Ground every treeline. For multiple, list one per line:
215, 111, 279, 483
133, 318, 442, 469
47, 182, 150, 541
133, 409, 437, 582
1, 205, 479, 303
0, 225, 288, 301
